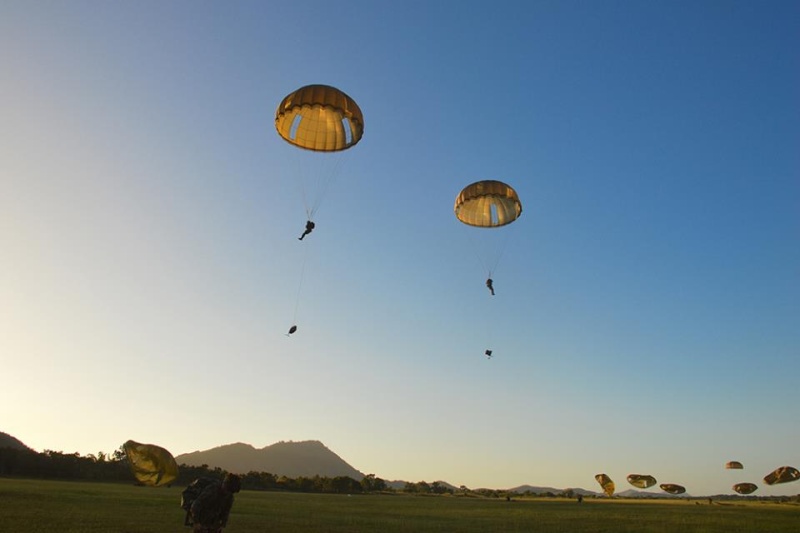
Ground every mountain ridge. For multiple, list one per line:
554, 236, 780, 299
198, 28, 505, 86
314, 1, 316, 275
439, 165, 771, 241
0, 431, 31, 451
175, 439, 365, 480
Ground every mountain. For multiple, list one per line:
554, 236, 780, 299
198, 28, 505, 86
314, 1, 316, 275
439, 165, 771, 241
175, 440, 364, 479
508, 484, 566, 495
0, 432, 31, 451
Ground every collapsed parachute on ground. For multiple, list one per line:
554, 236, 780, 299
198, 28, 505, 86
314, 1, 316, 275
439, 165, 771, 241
594, 473, 615, 497
733, 482, 758, 495
725, 461, 743, 469
627, 474, 657, 489
660, 483, 686, 495
275, 84, 364, 152
123, 440, 179, 487
763, 466, 800, 485
454, 180, 522, 228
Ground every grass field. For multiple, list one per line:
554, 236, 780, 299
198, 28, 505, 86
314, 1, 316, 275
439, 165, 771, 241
1, 478, 798, 532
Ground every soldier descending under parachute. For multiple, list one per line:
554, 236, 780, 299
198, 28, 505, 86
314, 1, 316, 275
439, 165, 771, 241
275, 84, 364, 335
275, 84, 364, 240
454, 180, 522, 357
454, 180, 522, 296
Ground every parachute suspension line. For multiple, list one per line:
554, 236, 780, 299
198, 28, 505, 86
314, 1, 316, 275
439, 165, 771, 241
294, 151, 313, 220
308, 151, 346, 220
487, 229, 513, 280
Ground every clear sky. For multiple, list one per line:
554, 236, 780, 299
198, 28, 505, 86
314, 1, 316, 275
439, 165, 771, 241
1, 1, 798, 497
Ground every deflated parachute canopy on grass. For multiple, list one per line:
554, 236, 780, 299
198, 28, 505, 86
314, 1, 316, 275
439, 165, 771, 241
594, 473, 615, 497
733, 482, 758, 495
122, 440, 179, 487
659, 483, 686, 495
627, 474, 657, 489
763, 465, 799, 486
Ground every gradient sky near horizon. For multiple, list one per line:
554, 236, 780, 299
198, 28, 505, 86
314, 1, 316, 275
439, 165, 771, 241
1, 1, 798, 497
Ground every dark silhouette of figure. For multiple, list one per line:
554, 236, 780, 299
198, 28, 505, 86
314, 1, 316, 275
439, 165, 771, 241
287, 325, 297, 336
186, 473, 241, 533
485, 349, 493, 359
298, 220, 315, 240
486, 278, 495, 296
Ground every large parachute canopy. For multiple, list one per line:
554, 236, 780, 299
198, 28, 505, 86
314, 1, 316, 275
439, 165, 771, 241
725, 461, 744, 469
733, 482, 758, 495
123, 440, 179, 487
627, 474, 657, 489
275, 84, 364, 152
763, 465, 800, 486
454, 180, 522, 228
594, 473, 615, 497
659, 483, 686, 495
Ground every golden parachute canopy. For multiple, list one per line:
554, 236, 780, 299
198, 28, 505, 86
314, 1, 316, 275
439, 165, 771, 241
733, 482, 758, 495
659, 483, 686, 495
763, 466, 800, 486
275, 84, 364, 152
454, 180, 522, 228
594, 473, 615, 497
627, 474, 657, 489
725, 461, 743, 469
122, 440, 179, 487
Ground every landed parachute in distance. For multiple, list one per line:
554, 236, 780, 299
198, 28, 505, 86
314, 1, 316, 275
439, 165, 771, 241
627, 474, 657, 489
454, 180, 522, 228
763, 466, 800, 486
122, 440, 179, 487
733, 482, 758, 495
275, 84, 364, 153
594, 473, 615, 497
660, 483, 686, 495
725, 461, 743, 469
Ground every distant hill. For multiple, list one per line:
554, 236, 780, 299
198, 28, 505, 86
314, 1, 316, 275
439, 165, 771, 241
508, 484, 566, 495
0, 432, 31, 451
175, 440, 364, 479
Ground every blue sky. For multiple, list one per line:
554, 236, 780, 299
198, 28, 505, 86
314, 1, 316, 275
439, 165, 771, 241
1, 1, 798, 496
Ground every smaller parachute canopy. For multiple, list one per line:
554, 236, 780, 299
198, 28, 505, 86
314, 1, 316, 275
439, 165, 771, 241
659, 483, 686, 495
725, 461, 743, 469
763, 466, 800, 486
594, 473, 615, 497
454, 180, 522, 228
123, 440, 179, 487
627, 474, 657, 489
275, 84, 364, 152
733, 482, 758, 495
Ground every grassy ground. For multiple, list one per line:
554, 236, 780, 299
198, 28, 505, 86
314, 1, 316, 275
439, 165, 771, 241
1, 478, 798, 533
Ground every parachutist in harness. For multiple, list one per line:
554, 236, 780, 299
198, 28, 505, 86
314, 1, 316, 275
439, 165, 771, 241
298, 220, 315, 240
286, 325, 297, 336
486, 278, 495, 296
485, 349, 493, 359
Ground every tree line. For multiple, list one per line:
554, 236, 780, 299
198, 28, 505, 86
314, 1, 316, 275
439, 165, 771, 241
0, 446, 390, 494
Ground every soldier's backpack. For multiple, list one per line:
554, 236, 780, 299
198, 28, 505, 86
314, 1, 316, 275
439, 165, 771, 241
181, 477, 218, 512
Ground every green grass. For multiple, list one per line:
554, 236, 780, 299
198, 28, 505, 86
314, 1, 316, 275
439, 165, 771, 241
1, 478, 798, 532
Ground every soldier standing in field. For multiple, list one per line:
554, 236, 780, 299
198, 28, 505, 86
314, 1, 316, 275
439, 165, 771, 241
187, 473, 241, 533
